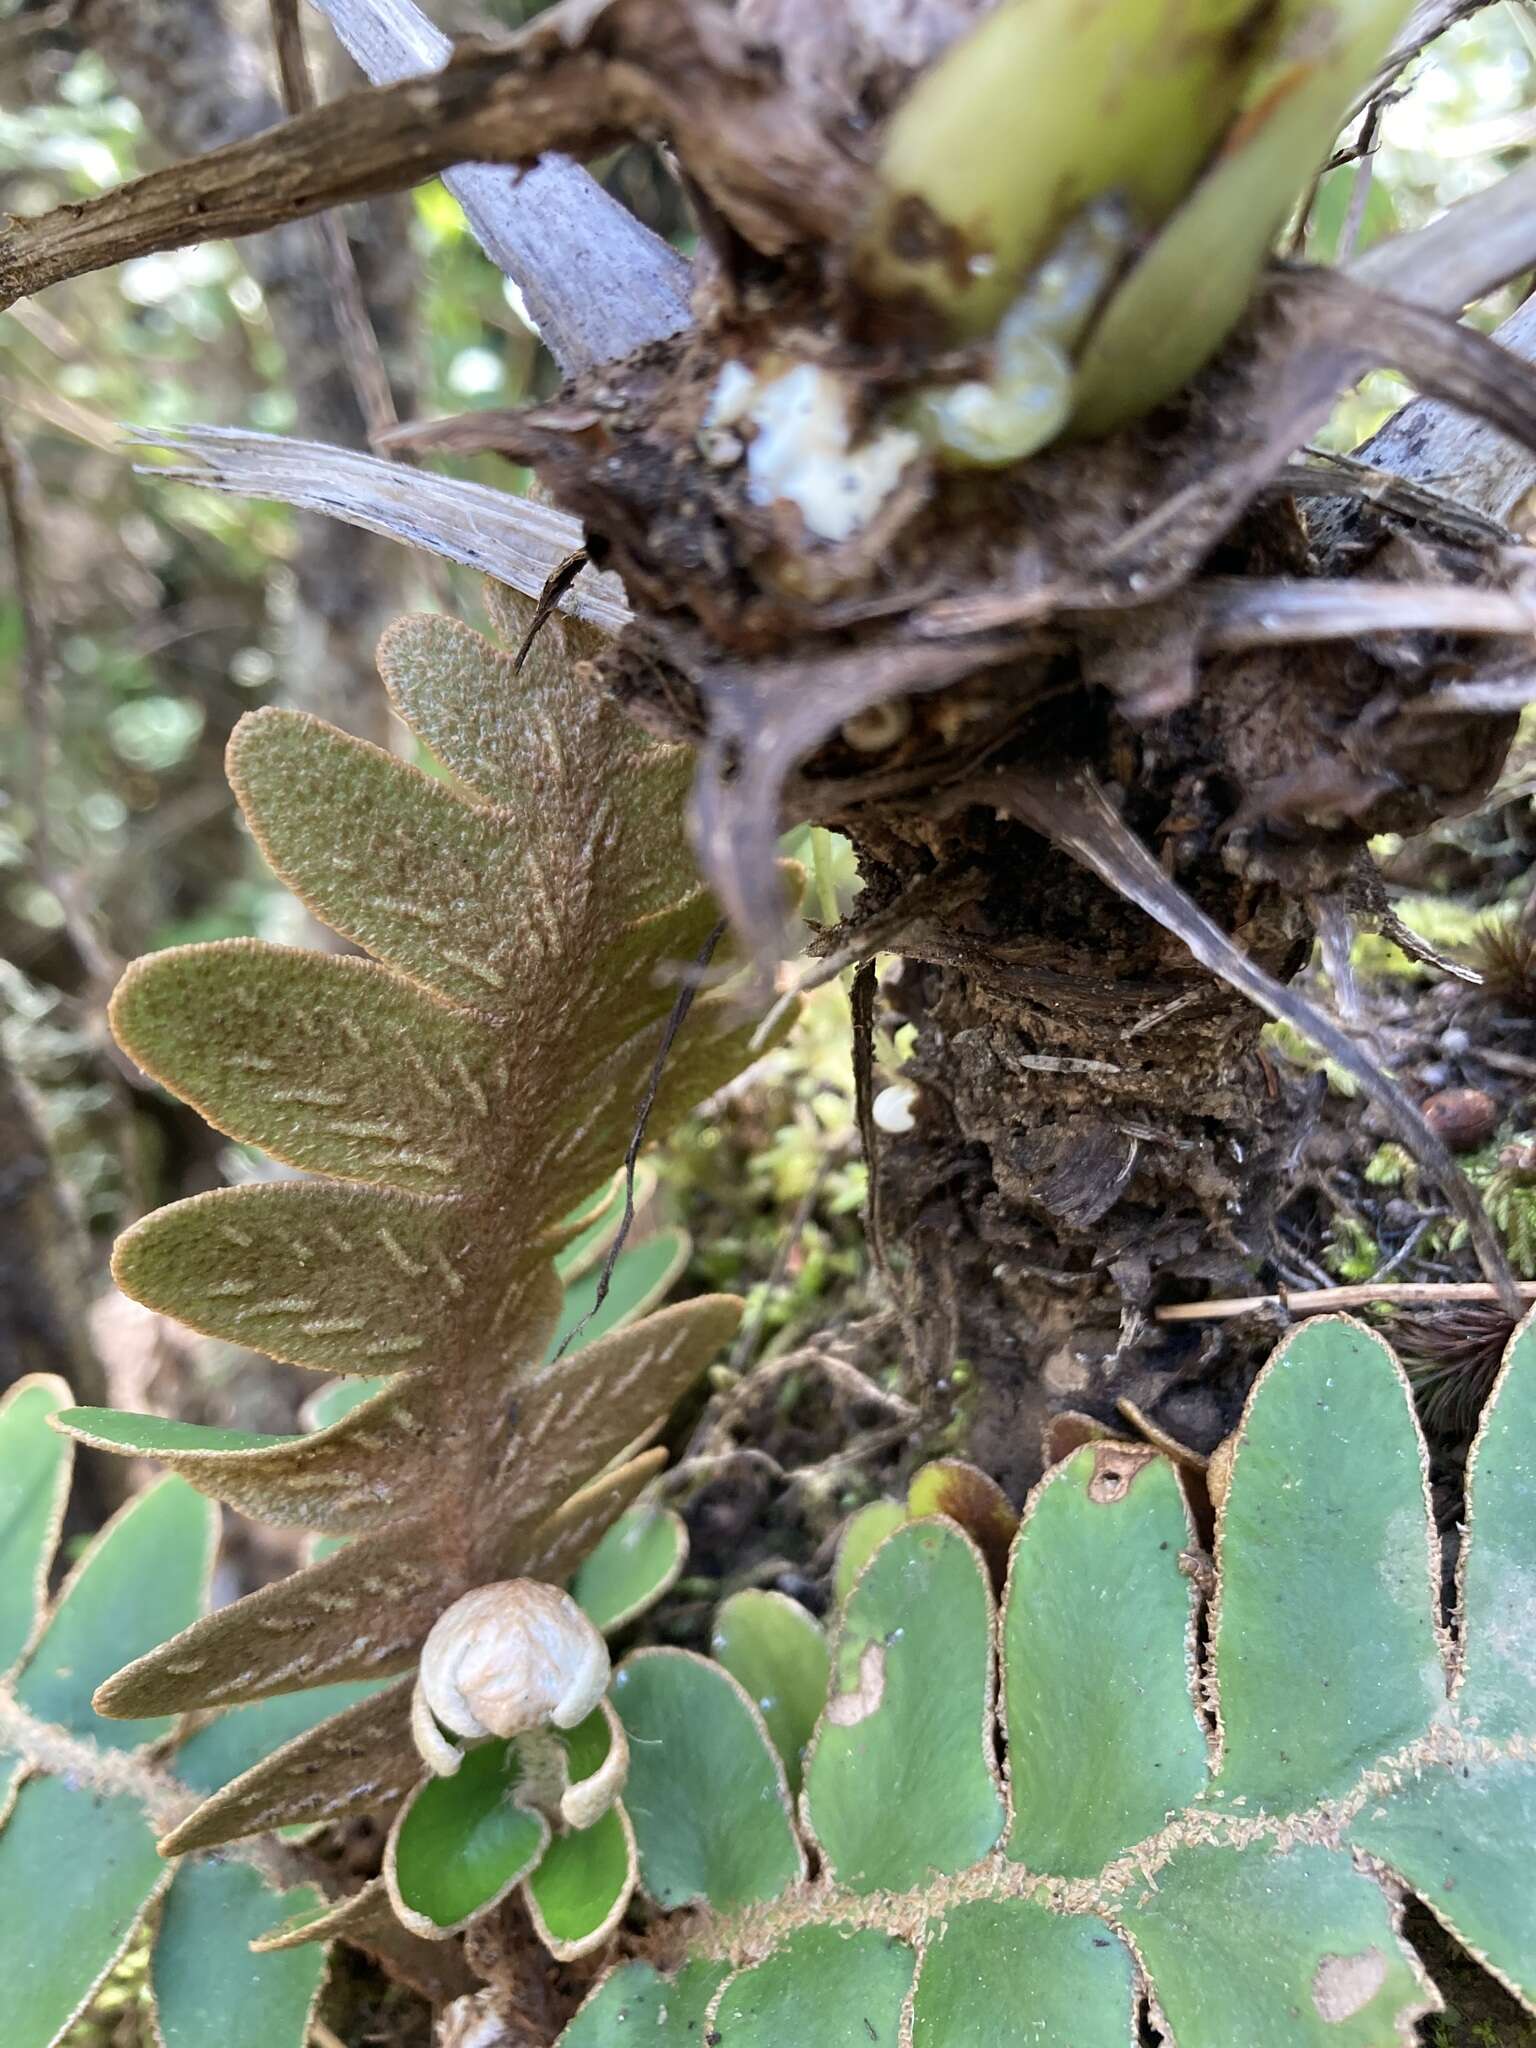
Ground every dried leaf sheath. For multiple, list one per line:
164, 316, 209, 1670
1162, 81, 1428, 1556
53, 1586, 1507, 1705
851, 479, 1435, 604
76, 604, 788, 1845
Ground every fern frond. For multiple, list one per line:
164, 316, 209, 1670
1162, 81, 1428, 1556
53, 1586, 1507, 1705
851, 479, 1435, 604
65, 600, 791, 1849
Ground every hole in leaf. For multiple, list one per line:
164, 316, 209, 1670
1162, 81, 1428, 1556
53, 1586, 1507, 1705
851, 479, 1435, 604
1311, 1947, 1388, 2022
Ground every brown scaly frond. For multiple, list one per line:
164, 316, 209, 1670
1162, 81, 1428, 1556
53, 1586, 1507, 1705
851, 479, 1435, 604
65, 592, 792, 1849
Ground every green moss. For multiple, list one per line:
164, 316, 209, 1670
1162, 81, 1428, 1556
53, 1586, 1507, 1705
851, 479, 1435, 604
1324, 1217, 1380, 1282
1450, 1137, 1536, 1277
1262, 1019, 1359, 1098
1364, 1144, 1418, 1191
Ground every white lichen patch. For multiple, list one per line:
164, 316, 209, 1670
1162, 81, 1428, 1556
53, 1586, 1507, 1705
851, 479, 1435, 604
824, 1640, 887, 1727
708, 359, 921, 544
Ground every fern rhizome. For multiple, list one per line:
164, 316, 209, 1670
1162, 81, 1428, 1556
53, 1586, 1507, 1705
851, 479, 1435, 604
58, 589, 787, 1861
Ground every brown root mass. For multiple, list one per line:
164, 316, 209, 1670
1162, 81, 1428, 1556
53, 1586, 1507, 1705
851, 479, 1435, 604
425, 254, 1528, 1487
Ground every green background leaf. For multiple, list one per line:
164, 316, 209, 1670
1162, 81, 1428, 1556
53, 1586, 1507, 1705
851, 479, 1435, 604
525, 1804, 636, 1958
16, 1476, 216, 1750
1004, 1445, 1206, 1873
152, 1858, 326, 2048
710, 1925, 917, 2048
1352, 1756, 1536, 2009
1209, 1317, 1445, 1811
710, 1589, 828, 1796
560, 1959, 730, 2047
806, 1519, 1004, 1892
910, 1898, 1134, 2047
548, 1230, 689, 1358
58, 1409, 286, 1458
0, 1775, 162, 2048
612, 1648, 804, 1910
1349, 1314, 1536, 2004
832, 1499, 906, 1604
1454, 1316, 1536, 1738
572, 1503, 688, 1633
0, 1377, 72, 1676
1120, 1839, 1432, 2047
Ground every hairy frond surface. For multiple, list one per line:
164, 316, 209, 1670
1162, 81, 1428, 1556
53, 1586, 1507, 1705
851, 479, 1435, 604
65, 597, 786, 1850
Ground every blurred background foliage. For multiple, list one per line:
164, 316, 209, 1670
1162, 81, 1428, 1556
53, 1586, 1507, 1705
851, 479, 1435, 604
2, 6, 1536, 2044
0, 0, 1533, 1489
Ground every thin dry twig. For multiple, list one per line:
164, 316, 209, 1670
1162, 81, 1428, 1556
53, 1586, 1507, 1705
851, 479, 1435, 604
986, 768, 1524, 1315
1276, 448, 1515, 546
266, 0, 400, 450
1336, 96, 1386, 267
850, 958, 892, 1291
551, 917, 727, 1361
1157, 1280, 1536, 1322
0, 0, 864, 311
514, 548, 590, 674
1366, 0, 1493, 104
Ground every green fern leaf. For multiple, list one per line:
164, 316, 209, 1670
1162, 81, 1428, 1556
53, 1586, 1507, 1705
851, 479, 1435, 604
559, 1314, 1536, 2043
0, 1385, 325, 2048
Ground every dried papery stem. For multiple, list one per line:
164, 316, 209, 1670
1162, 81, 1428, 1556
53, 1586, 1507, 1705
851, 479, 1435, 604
0, 0, 865, 310
1197, 576, 1536, 649
1158, 1282, 1536, 1322
125, 427, 629, 629
1274, 453, 1514, 547
312, 0, 692, 372
1333, 96, 1383, 268
987, 768, 1524, 1315
1407, 672, 1536, 714
850, 959, 893, 1288
1350, 294, 1536, 538
1337, 285, 1536, 453
1346, 153, 1536, 312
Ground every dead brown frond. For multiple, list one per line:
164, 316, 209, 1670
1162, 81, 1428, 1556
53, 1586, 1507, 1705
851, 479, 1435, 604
1393, 1302, 1515, 1437
1465, 913, 1536, 1013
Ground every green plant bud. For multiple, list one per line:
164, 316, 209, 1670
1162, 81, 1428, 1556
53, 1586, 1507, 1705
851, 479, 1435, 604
1069, 0, 1416, 433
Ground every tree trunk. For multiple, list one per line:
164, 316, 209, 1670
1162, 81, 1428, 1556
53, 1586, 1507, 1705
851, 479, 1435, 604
74, 0, 409, 746
0, 1051, 124, 1522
